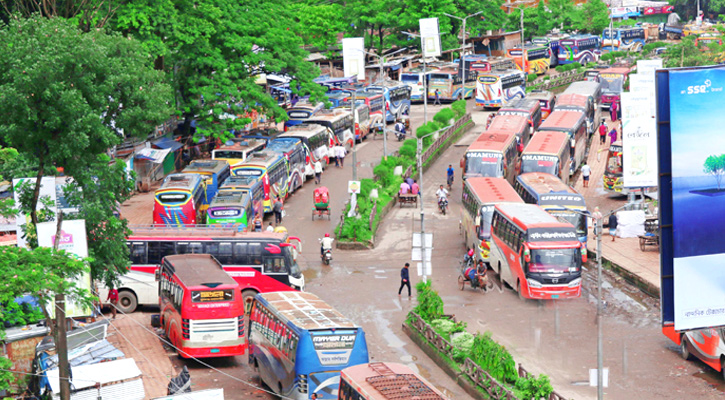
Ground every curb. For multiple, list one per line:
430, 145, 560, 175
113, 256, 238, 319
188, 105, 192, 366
587, 250, 660, 299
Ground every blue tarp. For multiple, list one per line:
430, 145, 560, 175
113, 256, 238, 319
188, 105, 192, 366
152, 137, 184, 152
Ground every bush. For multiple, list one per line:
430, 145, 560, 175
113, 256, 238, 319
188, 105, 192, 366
451, 100, 466, 119
515, 374, 554, 400
586, 62, 597, 68
413, 280, 444, 322
543, 75, 550, 81
470, 332, 518, 384
527, 73, 537, 83
601, 53, 613, 62
555, 65, 565, 73
399, 139, 417, 160
434, 107, 455, 126
373, 163, 392, 186
571, 62, 582, 69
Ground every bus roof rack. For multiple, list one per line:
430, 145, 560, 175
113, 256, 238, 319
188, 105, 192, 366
129, 224, 241, 236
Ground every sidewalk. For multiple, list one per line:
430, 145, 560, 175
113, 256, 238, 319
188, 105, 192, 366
572, 118, 661, 296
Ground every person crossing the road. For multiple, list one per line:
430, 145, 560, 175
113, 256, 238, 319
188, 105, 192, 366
398, 263, 411, 297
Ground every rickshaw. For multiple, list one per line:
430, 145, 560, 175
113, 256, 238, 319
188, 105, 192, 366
312, 186, 331, 220
458, 262, 493, 293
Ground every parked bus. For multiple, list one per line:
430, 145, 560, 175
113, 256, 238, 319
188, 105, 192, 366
212, 138, 266, 168
106, 226, 304, 313
489, 203, 585, 300
351, 92, 385, 123
469, 56, 517, 74
461, 130, 518, 184
563, 80, 602, 109
527, 90, 556, 121
664, 324, 725, 381
486, 114, 531, 151
231, 151, 290, 212
154, 173, 206, 226
315, 75, 358, 90
476, 69, 526, 109
326, 90, 352, 109
400, 67, 432, 102
365, 81, 412, 123
506, 44, 551, 75
603, 140, 630, 194
602, 26, 646, 52
461, 177, 524, 264
340, 101, 373, 141
219, 175, 264, 220
304, 109, 355, 149
532, 34, 569, 67
554, 93, 598, 136
498, 98, 542, 134
339, 362, 450, 400
241, 127, 282, 145
514, 172, 589, 245
558, 35, 601, 65
249, 291, 369, 400
182, 159, 231, 209
158, 254, 246, 358
281, 124, 333, 175
264, 137, 307, 193
519, 130, 571, 184
285, 102, 325, 130
599, 67, 631, 109
538, 110, 587, 175
428, 67, 477, 101
206, 191, 254, 231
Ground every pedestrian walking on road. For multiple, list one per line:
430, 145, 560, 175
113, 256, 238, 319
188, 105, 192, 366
570, 136, 576, 159
434, 89, 441, 105
273, 197, 284, 225
266, 222, 275, 232
599, 120, 607, 144
329, 145, 338, 167
610, 101, 618, 122
398, 263, 411, 297
106, 287, 119, 320
581, 162, 591, 188
608, 126, 618, 144
313, 160, 323, 184
254, 217, 262, 232
592, 207, 603, 236
608, 212, 618, 242
336, 145, 347, 167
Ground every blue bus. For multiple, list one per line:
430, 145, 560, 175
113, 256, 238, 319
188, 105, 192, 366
181, 159, 230, 210
602, 27, 646, 52
364, 81, 411, 123
249, 291, 369, 400
325, 90, 352, 109
315, 75, 358, 90
284, 102, 325, 130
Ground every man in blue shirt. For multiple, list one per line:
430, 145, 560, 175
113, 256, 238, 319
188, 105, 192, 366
398, 263, 411, 297
446, 164, 455, 188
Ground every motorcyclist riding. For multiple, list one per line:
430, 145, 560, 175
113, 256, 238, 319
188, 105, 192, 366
394, 120, 406, 141
463, 248, 475, 268
320, 233, 334, 257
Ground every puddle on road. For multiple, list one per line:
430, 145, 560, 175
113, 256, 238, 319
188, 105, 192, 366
693, 370, 725, 393
302, 268, 320, 281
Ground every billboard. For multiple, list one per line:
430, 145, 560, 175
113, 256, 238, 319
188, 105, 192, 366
621, 91, 657, 188
659, 66, 725, 331
342, 37, 365, 81
419, 18, 442, 58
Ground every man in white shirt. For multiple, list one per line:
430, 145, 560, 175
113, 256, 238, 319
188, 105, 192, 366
328, 145, 337, 167
266, 222, 275, 232
336, 145, 347, 167
581, 162, 591, 188
313, 160, 323, 184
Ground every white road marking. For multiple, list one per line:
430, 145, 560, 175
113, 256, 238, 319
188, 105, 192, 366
374, 275, 387, 279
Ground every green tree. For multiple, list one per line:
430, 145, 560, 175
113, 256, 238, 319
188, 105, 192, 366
703, 154, 725, 190
662, 35, 725, 67
544, 0, 578, 32
0, 0, 121, 31
573, 0, 610, 34
291, 2, 349, 56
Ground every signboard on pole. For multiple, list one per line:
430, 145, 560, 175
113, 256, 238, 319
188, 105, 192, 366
637, 59, 663, 79
621, 92, 657, 188
348, 180, 361, 194
658, 66, 725, 331
342, 37, 366, 81
419, 18, 442, 58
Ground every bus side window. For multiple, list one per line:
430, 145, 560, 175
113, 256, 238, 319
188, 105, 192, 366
233, 242, 248, 265
148, 241, 175, 264
248, 243, 263, 265
264, 257, 285, 274
129, 242, 147, 265
217, 242, 233, 264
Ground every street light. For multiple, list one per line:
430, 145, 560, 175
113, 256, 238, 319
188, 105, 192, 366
402, 31, 429, 125
349, 89, 358, 181
416, 124, 451, 282
443, 11, 483, 116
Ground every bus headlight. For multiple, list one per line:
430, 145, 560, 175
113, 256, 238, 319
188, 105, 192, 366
527, 279, 542, 288
568, 278, 582, 288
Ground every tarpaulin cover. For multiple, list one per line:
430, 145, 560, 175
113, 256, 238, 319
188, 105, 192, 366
615, 210, 645, 238
135, 147, 171, 163
152, 137, 184, 152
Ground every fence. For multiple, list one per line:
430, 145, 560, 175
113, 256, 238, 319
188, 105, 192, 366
529, 70, 586, 92
421, 114, 473, 163
407, 311, 568, 400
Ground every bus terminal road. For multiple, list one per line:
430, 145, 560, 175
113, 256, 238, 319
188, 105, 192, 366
120, 100, 725, 399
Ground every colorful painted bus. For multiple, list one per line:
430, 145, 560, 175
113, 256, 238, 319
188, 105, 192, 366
212, 138, 266, 168
158, 254, 246, 358
514, 172, 589, 245
207, 191, 254, 231
153, 173, 206, 226
602, 27, 646, 52
476, 69, 526, 109
315, 75, 358, 90
231, 151, 290, 212
400, 67, 432, 102
519, 130, 571, 184
461, 130, 519, 184
351, 92, 385, 123
182, 159, 231, 210
603, 140, 630, 194
219, 175, 264, 220
498, 98, 542, 134
364, 81, 412, 123
112, 226, 304, 313
532, 34, 569, 67
553, 93, 598, 136
249, 291, 369, 400
489, 203, 585, 300
326, 90, 353, 109
527, 90, 556, 121
285, 102, 325, 130
428, 67, 477, 102
558, 35, 601, 65
264, 137, 307, 194
468, 56, 516, 74
507, 44, 551, 75
304, 109, 355, 149
461, 177, 524, 264
339, 362, 450, 400
537, 110, 588, 175
281, 124, 333, 175
664, 324, 725, 381
599, 67, 631, 109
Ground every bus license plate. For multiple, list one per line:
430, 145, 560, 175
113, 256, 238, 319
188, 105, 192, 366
552, 295, 560, 299
211, 349, 220, 353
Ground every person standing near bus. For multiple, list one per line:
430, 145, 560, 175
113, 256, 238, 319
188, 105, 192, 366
336, 145, 347, 167
329, 145, 338, 167
599, 120, 607, 144
610, 101, 618, 122
106, 287, 119, 320
434, 89, 441, 106
608, 212, 618, 242
581, 162, 591, 188
313, 159, 323, 184
398, 263, 411, 297
273, 197, 284, 225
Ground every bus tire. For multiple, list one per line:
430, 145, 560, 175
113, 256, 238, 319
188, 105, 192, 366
517, 280, 526, 301
680, 335, 693, 361
117, 290, 138, 313
721, 357, 725, 381
242, 289, 258, 314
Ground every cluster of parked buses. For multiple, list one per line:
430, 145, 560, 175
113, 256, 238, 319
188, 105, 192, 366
458, 75, 618, 300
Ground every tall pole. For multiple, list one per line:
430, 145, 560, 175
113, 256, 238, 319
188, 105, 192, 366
520, 7, 524, 50
351, 90, 358, 181
418, 136, 426, 282
443, 12, 482, 114
52, 213, 70, 400
423, 41, 428, 124
597, 219, 604, 400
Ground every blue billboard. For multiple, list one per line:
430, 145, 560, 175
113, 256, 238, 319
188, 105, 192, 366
659, 65, 725, 331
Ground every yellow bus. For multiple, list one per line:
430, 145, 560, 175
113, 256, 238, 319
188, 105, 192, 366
506, 44, 551, 75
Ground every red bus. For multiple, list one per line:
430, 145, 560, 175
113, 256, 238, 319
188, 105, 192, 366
520, 130, 572, 184
488, 203, 586, 300
153, 173, 206, 226
498, 97, 543, 133
461, 130, 518, 184
554, 93, 598, 136
121, 225, 304, 313
537, 110, 587, 175
339, 362, 450, 400
158, 254, 245, 358
486, 113, 532, 150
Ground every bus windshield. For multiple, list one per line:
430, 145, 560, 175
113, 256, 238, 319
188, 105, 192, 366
214, 150, 245, 159
521, 155, 558, 176
466, 152, 502, 177
600, 77, 623, 94
528, 248, 580, 273
553, 211, 587, 238
401, 74, 420, 83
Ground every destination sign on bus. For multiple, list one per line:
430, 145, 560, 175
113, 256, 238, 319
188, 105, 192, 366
158, 193, 189, 202
522, 155, 558, 166
478, 76, 498, 84
528, 228, 578, 242
468, 151, 502, 164
539, 194, 586, 207
191, 290, 234, 303
211, 208, 241, 217
235, 169, 263, 176
288, 111, 311, 119
311, 331, 357, 350
600, 73, 624, 79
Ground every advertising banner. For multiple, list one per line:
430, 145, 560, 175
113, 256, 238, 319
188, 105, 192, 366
342, 37, 366, 81
37, 219, 92, 318
667, 67, 725, 330
419, 18, 442, 58
621, 92, 658, 187
637, 59, 663, 79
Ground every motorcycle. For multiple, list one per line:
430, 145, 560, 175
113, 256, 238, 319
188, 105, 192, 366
438, 197, 448, 215
321, 248, 332, 265
394, 123, 406, 142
